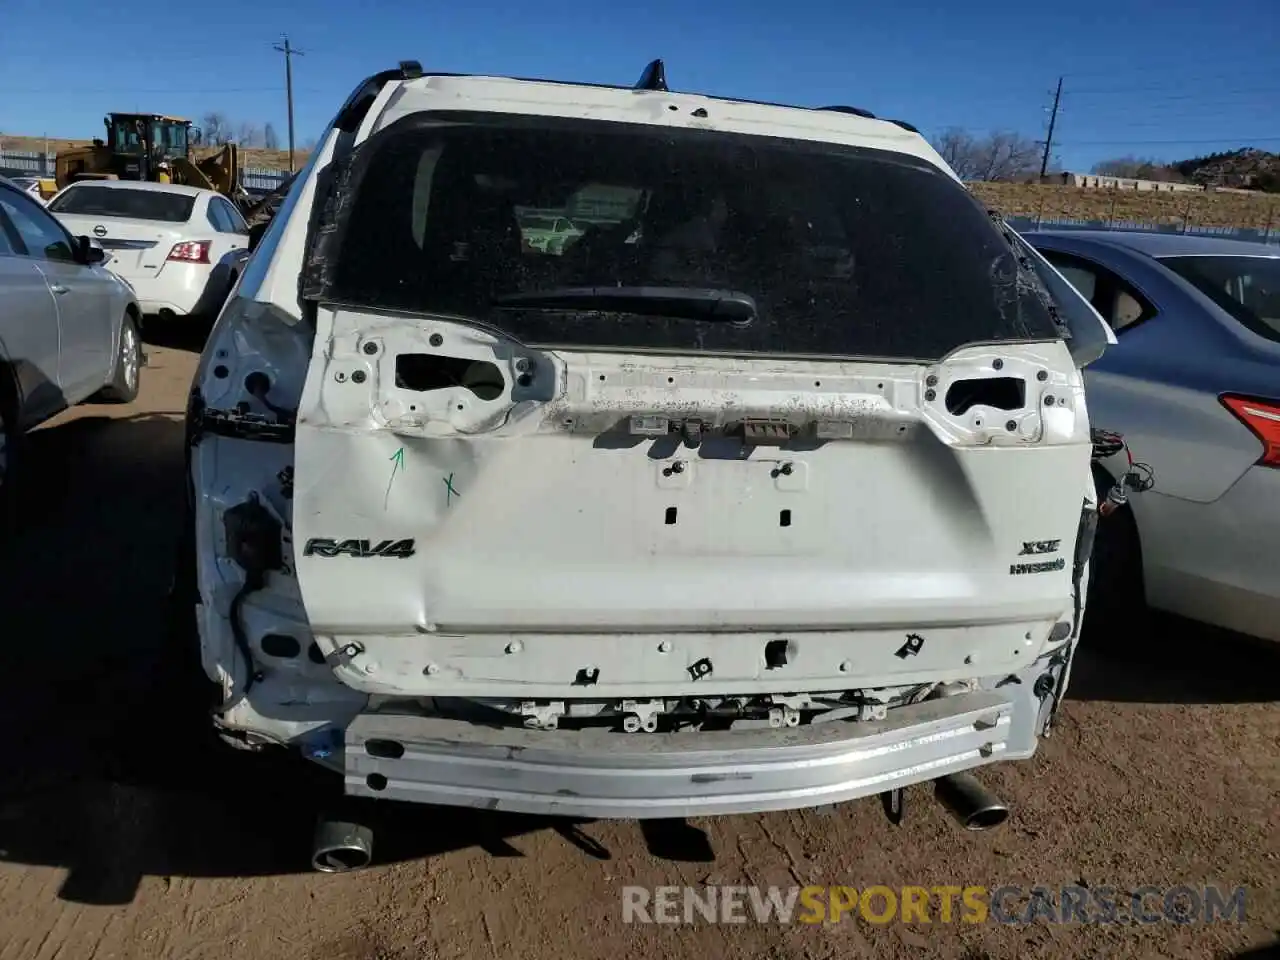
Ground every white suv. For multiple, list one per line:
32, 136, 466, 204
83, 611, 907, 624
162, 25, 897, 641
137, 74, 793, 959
178, 60, 1115, 870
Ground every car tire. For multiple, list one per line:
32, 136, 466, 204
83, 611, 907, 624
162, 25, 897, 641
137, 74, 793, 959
95, 311, 142, 404
1082, 466, 1150, 650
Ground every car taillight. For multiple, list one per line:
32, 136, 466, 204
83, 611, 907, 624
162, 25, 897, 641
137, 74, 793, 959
1221, 394, 1280, 468
167, 240, 210, 264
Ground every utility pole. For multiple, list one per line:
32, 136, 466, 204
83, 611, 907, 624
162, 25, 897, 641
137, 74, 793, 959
273, 35, 305, 172
1039, 76, 1063, 180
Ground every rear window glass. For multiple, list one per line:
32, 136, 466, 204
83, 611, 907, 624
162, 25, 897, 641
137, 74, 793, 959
49, 186, 195, 223
1159, 255, 1280, 343
317, 113, 1061, 360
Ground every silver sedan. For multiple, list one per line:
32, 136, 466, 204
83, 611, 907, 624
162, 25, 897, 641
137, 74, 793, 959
1026, 229, 1280, 643
0, 176, 144, 520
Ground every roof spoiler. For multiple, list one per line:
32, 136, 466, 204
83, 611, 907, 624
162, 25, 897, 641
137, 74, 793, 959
333, 60, 424, 133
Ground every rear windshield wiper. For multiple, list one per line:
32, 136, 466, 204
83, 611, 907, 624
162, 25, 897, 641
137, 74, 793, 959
493, 286, 757, 325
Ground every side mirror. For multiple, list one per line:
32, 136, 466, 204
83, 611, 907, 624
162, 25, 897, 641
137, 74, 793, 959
77, 235, 108, 265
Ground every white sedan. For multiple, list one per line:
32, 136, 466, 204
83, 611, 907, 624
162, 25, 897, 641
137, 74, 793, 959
46, 180, 249, 322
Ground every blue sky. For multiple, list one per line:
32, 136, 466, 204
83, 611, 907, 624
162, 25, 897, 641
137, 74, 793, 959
2, 0, 1277, 172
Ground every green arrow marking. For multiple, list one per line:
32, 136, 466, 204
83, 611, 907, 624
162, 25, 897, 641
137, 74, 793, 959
383, 447, 405, 509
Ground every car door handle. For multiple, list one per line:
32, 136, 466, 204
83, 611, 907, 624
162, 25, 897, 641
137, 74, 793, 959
49, 283, 69, 295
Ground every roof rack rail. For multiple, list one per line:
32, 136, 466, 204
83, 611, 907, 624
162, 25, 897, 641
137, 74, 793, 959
887, 118, 920, 133
816, 105, 877, 119
399, 60, 423, 80
635, 59, 669, 92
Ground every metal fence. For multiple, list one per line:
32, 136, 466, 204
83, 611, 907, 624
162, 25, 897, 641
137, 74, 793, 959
1008, 215, 1278, 246
1, 149, 290, 195
0, 149, 49, 176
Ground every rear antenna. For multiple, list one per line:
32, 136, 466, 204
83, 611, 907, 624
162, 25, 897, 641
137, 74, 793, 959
635, 59, 668, 92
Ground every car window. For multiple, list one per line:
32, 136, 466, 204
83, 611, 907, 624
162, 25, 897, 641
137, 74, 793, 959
0, 203, 18, 255
210, 199, 238, 233
48, 185, 196, 223
206, 199, 227, 232
1039, 249, 1156, 333
1055, 264, 1097, 301
0, 188, 77, 262
221, 199, 248, 234
1160, 255, 1280, 344
320, 114, 1064, 361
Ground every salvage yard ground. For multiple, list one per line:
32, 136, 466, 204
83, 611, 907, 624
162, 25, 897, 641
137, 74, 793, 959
0, 339, 1277, 960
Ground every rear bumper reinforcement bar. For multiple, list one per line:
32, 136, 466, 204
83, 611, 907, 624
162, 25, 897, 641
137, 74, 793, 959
343, 690, 1029, 819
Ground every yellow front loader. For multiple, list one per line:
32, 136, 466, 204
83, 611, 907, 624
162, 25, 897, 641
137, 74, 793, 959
55, 113, 254, 213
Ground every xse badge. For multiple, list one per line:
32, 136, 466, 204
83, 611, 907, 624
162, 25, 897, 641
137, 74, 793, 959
1011, 537, 1064, 575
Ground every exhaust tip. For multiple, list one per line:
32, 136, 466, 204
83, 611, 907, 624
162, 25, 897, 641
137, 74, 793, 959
312, 845, 372, 873
933, 772, 1009, 832
311, 818, 373, 873
957, 803, 1010, 832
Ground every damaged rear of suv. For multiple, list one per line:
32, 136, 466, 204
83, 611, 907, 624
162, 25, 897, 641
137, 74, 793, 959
181, 59, 1115, 869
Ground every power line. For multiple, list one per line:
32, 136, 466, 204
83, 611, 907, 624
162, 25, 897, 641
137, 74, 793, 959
1059, 65, 1280, 84
1064, 85, 1280, 100
1055, 136, 1280, 146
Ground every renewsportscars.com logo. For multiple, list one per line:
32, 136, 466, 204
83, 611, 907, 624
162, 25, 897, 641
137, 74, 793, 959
621, 884, 1248, 926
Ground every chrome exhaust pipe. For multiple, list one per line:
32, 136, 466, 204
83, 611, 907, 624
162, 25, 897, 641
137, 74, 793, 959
933, 772, 1009, 831
311, 817, 374, 873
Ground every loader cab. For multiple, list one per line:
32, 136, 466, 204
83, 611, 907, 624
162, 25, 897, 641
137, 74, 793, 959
103, 113, 192, 180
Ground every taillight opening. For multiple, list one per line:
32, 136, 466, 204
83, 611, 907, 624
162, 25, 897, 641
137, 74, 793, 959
167, 240, 211, 264
1220, 393, 1280, 468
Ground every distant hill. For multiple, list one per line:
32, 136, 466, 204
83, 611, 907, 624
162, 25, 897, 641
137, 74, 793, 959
1171, 148, 1280, 192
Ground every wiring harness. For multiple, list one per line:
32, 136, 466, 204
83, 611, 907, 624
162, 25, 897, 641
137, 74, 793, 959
1090, 428, 1155, 516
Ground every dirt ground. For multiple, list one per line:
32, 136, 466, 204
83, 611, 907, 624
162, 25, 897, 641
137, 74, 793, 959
0, 338, 1276, 960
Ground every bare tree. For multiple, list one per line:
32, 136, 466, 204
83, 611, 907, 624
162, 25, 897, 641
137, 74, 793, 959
201, 112, 233, 146
974, 131, 1042, 182
237, 122, 262, 148
931, 127, 1043, 182
932, 127, 979, 178
263, 122, 280, 151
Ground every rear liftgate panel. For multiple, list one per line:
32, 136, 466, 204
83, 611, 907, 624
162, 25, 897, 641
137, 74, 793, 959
292, 307, 1091, 699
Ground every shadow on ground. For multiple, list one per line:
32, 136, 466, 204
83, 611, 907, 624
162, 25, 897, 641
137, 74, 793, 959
1068, 613, 1280, 705
0, 411, 712, 903
1229, 936, 1280, 959
140, 316, 212, 354
0, 409, 1273, 906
